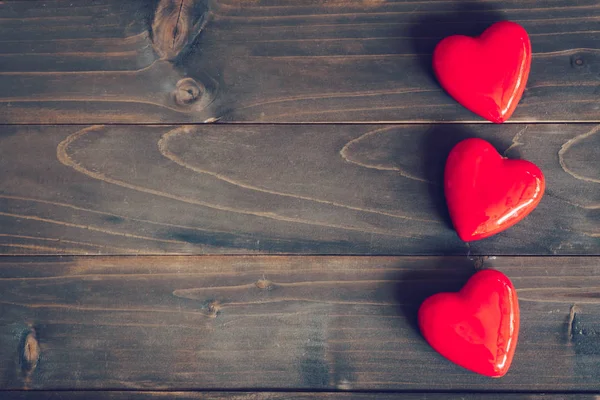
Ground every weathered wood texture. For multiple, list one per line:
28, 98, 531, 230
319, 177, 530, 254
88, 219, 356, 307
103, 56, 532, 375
2, 392, 598, 400
0, 124, 598, 255
2, 0, 600, 123
2, 256, 600, 391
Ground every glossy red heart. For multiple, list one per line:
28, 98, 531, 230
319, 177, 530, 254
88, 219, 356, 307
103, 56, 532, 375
418, 269, 519, 377
445, 138, 544, 242
433, 21, 531, 123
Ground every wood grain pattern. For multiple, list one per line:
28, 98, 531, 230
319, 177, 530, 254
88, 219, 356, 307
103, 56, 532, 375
1, 392, 598, 400
2, 0, 600, 123
2, 255, 600, 391
0, 124, 598, 255
2, 0, 599, 396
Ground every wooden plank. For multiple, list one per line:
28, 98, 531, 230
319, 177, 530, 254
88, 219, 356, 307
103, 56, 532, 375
0, 124, 597, 255
1, 392, 597, 400
2, 255, 600, 391
1, 0, 600, 123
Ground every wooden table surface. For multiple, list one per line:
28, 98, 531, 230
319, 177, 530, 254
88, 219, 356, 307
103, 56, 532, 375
1, 0, 599, 398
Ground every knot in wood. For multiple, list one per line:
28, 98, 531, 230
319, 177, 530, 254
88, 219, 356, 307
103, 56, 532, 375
174, 78, 203, 106
21, 330, 40, 375
151, 0, 210, 61
571, 55, 585, 67
255, 278, 273, 290
207, 300, 221, 317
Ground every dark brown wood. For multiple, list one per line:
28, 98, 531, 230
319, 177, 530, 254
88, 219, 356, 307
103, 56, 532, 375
2, 255, 600, 391
2, 0, 600, 123
2, 1, 599, 396
1, 392, 597, 400
0, 124, 597, 255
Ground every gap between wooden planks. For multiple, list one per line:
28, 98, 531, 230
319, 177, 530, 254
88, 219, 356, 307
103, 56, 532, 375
1, 391, 600, 399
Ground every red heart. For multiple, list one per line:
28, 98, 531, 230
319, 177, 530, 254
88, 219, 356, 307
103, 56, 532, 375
445, 138, 544, 242
433, 21, 531, 123
418, 269, 520, 377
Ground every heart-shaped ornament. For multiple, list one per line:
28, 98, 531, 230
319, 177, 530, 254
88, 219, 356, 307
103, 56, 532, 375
445, 138, 544, 242
433, 21, 531, 123
418, 269, 519, 377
